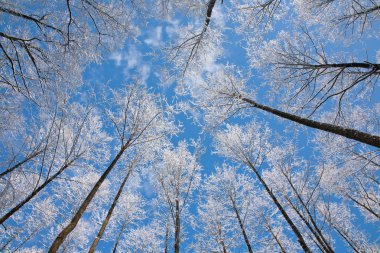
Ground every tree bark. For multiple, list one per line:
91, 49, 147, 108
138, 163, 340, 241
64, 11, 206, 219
164, 220, 169, 253
246, 160, 311, 253
112, 217, 128, 253
304, 62, 380, 70
87, 168, 133, 253
266, 220, 287, 253
174, 199, 181, 253
217, 223, 228, 253
286, 197, 332, 253
0, 149, 43, 178
283, 173, 334, 253
0, 159, 75, 225
241, 97, 380, 148
205, 0, 217, 27
48, 142, 129, 253
229, 195, 253, 253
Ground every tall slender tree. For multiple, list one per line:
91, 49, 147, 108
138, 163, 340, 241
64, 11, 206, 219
48, 84, 176, 252
152, 141, 202, 253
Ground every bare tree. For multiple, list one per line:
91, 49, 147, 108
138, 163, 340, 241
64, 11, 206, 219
48, 84, 176, 252
200, 165, 258, 253
0, 104, 101, 226
153, 141, 201, 253
87, 153, 140, 253
252, 29, 379, 117
0, 0, 132, 99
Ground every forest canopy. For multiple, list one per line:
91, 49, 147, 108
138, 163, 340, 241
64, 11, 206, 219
1, 0, 379, 252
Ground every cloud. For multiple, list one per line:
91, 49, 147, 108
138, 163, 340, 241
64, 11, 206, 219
139, 64, 151, 83
109, 44, 153, 83
117, 46, 151, 83
126, 46, 142, 69
144, 26, 163, 47
165, 19, 180, 40
109, 52, 123, 66
109, 46, 142, 68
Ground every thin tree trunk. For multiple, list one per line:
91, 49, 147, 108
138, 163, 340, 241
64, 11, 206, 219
246, 160, 311, 253
229, 195, 253, 253
332, 225, 361, 253
216, 222, 228, 253
286, 197, 332, 253
164, 219, 169, 253
266, 219, 287, 253
0, 159, 75, 225
112, 217, 129, 253
283, 172, 334, 253
0, 149, 44, 178
48, 142, 129, 253
87, 168, 133, 253
241, 97, 380, 148
346, 194, 380, 219
218, 228, 227, 253
174, 199, 181, 253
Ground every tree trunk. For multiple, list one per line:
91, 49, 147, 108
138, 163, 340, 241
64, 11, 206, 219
205, 0, 217, 27
332, 225, 361, 253
308, 62, 380, 70
0, 159, 75, 225
112, 217, 128, 253
286, 197, 332, 253
266, 220, 287, 253
346, 194, 380, 219
0, 149, 44, 178
216, 223, 228, 253
174, 199, 181, 253
220, 236, 228, 253
241, 97, 380, 148
229, 195, 253, 253
246, 160, 311, 253
164, 220, 169, 253
48, 143, 129, 253
87, 168, 133, 253
283, 173, 334, 253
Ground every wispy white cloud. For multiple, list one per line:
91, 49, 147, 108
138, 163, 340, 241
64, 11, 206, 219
109, 45, 142, 68
139, 64, 151, 83
126, 46, 142, 69
109, 45, 152, 82
109, 52, 123, 66
165, 18, 180, 40
144, 26, 163, 47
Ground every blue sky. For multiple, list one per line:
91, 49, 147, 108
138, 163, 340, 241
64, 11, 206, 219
1, 1, 379, 252
79, 1, 380, 249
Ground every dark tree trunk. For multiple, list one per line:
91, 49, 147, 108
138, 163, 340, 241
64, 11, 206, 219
241, 97, 380, 148
48, 143, 129, 253
266, 220, 287, 253
0, 159, 75, 225
205, 0, 217, 27
87, 168, 133, 253
174, 199, 181, 253
112, 218, 128, 253
246, 160, 311, 253
216, 223, 228, 253
283, 173, 334, 253
229, 195, 253, 253
164, 220, 169, 253
0, 149, 43, 178
308, 62, 380, 70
